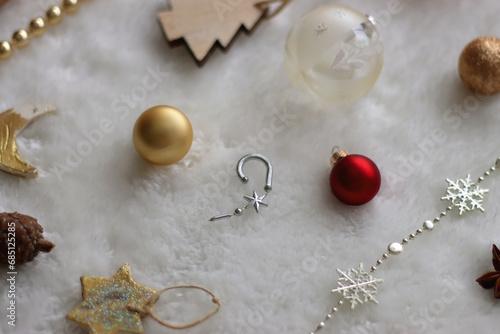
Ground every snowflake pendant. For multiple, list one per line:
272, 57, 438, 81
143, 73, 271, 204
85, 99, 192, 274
331, 263, 383, 310
441, 175, 489, 215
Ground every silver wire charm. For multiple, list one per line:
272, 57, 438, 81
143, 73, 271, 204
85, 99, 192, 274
209, 154, 273, 222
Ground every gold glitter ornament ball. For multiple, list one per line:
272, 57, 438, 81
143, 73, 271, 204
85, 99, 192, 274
459, 36, 500, 95
133, 106, 193, 166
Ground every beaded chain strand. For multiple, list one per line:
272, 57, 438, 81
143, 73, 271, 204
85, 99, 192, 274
0, 0, 91, 60
309, 157, 500, 333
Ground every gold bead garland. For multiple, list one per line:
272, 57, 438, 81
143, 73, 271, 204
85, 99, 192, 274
11, 29, 29, 48
0, 0, 91, 61
62, 0, 80, 14
46, 6, 64, 25
29, 17, 47, 37
0, 41, 11, 60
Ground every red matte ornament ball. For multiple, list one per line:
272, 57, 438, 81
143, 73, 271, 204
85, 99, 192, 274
329, 154, 381, 205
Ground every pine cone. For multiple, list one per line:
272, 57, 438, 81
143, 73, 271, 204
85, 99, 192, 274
0, 212, 55, 264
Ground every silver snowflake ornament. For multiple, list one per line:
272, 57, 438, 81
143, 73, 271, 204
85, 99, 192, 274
441, 174, 489, 215
336, 9, 346, 18
331, 263, 383, 310
314, 23, 328, 36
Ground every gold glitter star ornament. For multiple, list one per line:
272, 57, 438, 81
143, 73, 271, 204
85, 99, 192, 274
67, 263, 156, 334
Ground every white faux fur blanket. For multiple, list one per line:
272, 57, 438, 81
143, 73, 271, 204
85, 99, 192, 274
1, 0, 500, 333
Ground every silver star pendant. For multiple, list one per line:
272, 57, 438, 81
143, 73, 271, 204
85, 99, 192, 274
243, 191, 268, 213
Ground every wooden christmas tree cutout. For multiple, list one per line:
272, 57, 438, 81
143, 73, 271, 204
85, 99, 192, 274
158, 0, 269, 64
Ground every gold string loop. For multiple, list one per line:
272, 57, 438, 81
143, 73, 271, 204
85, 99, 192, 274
127, 285, 222, 330
255, 0, 292, 19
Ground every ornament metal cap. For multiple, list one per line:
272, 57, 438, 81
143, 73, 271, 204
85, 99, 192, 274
330, 147, 350, 167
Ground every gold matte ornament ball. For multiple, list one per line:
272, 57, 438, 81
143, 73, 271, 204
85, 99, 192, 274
459, 36, 500, 95
133, 106, 193, 166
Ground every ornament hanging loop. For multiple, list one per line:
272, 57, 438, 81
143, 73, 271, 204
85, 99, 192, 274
209, 153, 273, 221
255, 0, 292, 19
237, 153, 273, 192
331, 146, 340, 156
127, 285, 221, 330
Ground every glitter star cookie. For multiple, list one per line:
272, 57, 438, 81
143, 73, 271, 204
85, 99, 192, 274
67, 263, 156, 334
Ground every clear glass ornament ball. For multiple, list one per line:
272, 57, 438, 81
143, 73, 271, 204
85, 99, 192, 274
285, 5, 384, 105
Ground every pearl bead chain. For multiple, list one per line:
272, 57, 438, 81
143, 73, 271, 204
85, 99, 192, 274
310, 157, 500, 333
0, 0, 91, 60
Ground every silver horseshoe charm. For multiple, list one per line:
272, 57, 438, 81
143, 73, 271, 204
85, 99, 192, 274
209, 154, 273, 222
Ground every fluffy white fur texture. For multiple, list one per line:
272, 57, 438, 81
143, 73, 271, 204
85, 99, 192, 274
1, 0, 500, 333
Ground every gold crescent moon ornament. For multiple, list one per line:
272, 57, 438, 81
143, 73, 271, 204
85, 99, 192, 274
0, 103, 56, 177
